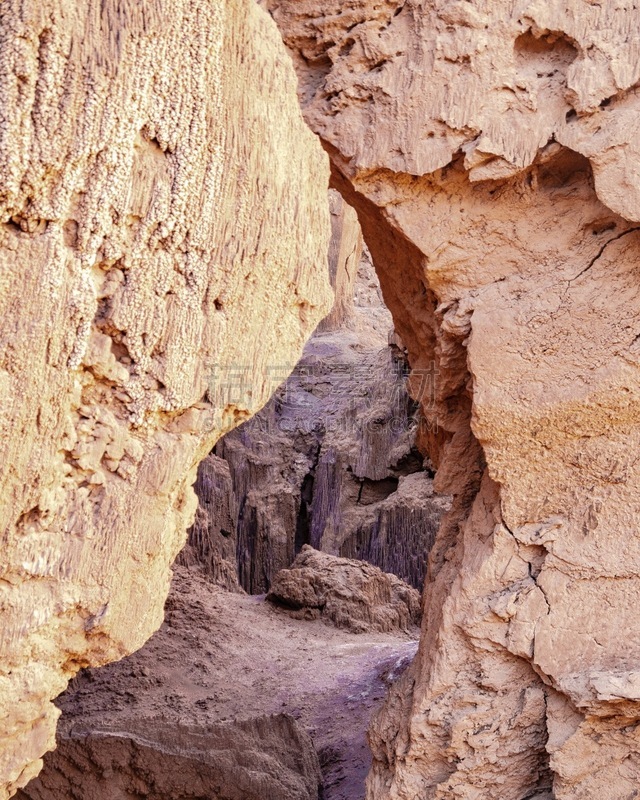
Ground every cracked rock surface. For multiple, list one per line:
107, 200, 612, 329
269, 2, 640, 797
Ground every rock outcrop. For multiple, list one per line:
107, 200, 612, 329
267, 546, 421, 634
268, 3, 640, 798
316, 189, 364, 333
217, 329, 446, 594
0, 1, 332, 795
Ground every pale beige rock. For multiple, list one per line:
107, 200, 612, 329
270, 3, 640, 798
0, 1, 332, 796
316, 189, 364, 333
318, 187, 392, 340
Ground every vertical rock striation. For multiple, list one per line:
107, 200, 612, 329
0, 1, 332, 795
176, 453, 242, 593
269, 2, 640, 797
216, 333, 442, 594
316, 189, 363, 333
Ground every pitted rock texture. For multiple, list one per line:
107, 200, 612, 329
17, 716, 322, 800
267, 546, 421, 634
0, 1, 331, 795
270, 3, 640, 798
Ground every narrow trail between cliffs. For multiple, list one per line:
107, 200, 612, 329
52, 566, 419, 800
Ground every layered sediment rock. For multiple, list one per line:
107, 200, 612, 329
0, 1, 331, 795
267, 545, 421, 634
269, 3, 640, 797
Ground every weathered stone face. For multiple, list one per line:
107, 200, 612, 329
269, 2, 640, 797
267, 545, 422, 634
0, 0, 332, 795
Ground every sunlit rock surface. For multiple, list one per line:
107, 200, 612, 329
0, 0, 331, 794
269, 2, 640, 797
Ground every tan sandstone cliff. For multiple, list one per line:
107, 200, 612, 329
268, 2, 640, 797
0, 1, 332, 795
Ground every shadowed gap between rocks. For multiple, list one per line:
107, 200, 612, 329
179, 188, 451, 596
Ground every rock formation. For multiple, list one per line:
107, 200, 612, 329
185, 193, 449, 594
267, 545, 422, 634
0, 1, 332, 795
17, 716, 322, 800
176, 453, 243, 592
267, 3, 640, 798
216, 329, 445, 594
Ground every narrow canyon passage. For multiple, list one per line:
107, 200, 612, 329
19, 193, 447, 800
3, 2, 640, 799
180, 191, 448, 597
18, 567, 419, 800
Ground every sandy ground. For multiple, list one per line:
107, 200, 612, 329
57, 566, 418, 800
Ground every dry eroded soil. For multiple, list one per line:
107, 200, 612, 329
38, 567, 418, 800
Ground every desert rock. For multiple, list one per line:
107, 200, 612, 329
0, 0, 331, 795
17, 716, 322, 800
191, 216, 448, 594
267, 545, 421, 634
19, 566, 418, 800
215, 330, 446, 594
176, 453, 243, 593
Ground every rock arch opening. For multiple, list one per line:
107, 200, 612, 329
178, 188, 450, 596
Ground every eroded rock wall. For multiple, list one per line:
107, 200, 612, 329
269, 2, 640, 797
18, 716, 323, 800
316, 189, 363, 332
0, 1, 332, 795
217, 332, 440, 594
176, 453, 242, 593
